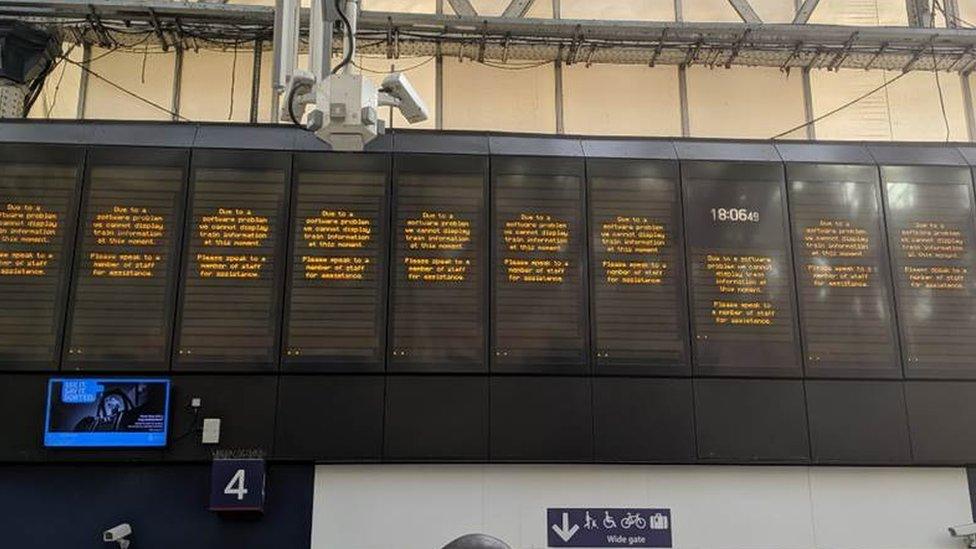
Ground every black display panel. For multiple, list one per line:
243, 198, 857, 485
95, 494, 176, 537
389, 155, 487, 372
0, 145, 82, 370
492, 156, 588, 373
63, 148, 188, 371
174, 151, 290, 371
882, 165, 976, 378
787, 164, 901, 378
587, 159, 689, 374
282, 154, 389, 372
682, 161, 801, 376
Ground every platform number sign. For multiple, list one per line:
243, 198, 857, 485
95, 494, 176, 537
209, 459, 266, 513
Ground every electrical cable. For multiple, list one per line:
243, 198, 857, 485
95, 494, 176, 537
771, 71, 909, 140
332, 0, 354, 74
286, 81, 302, 127
351, 55, 435, 74
58, 54, 191, 121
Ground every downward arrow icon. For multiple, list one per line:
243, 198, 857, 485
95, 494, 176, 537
551, 512, 580, 542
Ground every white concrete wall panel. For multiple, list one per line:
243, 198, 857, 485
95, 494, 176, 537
311, 465, 972, 549
886, 70, 968, 141
84, 48, 175, 121
808, 0, 908, 26
562, 64, 681, 136
442, 58, 556, 132
560, 0, 675, 21
686, 66, 806, 138
179, 49, 255, 123
810, 68, 892, 140
29, 43, 83, 120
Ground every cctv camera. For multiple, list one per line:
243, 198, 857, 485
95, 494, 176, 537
949, 523, 976, 548
380, 72, 429, 124
951, 524, 976, 537
103, 523, 132, 549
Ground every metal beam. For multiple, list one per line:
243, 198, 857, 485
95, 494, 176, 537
792, 0, 820, 24
906, 0, 932, 27
501, 0, 536, 18
446, 0, 477, 17
727, 0, 762, 24
8, 1, 976, 73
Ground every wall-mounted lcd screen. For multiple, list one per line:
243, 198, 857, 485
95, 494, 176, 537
64, 148, 187, 370
682, 161, 801, 376
0, 145, 82, 370
787, 164, 900, 377
283, 154, 389, 371
174, 151, 289, 371
492, 157, 588, 372
588, 159, 689, 373
883, 165, 976, 378
44, 378, 170, 447
389, 155, 487, 371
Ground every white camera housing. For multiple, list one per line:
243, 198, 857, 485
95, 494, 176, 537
311, 73, 382, 152
379, 72, 429, 124
103, 523, 132, 548
949, 523, 976, 548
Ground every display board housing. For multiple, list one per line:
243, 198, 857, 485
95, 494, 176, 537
64, 147, 188, 371
0, 145, 83, 370
174, 150, 290, 371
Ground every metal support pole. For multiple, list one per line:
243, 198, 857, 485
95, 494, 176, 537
342, 0, 359, 75
801, 67, 815, 140
250, 39, 262, 123
310, 0, 333, 80
172, 45, 183, 121
76, 42, 90, 119
435, 0, 443, 129
674, 0, 683, 22
678, 64, 689, 136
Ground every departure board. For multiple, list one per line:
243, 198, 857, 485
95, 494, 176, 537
283, 154, 388, 371
883, 165, 976, 378
389, 155, 486, 371
787, 164, 900, 377
64, 148, 187, 370
174, 151, 289, 371
0, 145, 82, 370
588, 159, 689, 373
492, 157, 588, 372
682, 162, 801, 376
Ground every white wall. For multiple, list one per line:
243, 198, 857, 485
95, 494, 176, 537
311, 465, 972, 549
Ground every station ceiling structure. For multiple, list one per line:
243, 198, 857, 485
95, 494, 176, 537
2, 0, 976, 73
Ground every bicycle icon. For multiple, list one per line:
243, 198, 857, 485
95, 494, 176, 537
620, 512, 647, 530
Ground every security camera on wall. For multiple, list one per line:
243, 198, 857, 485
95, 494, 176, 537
948, 523, 976, 548
103, 523, 132, 549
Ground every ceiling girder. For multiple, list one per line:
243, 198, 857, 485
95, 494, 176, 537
4, 0, 976, 73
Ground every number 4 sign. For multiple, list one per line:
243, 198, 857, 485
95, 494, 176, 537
209, 458, 266, 513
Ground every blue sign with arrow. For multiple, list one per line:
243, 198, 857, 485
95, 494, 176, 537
547, 508, 672, 548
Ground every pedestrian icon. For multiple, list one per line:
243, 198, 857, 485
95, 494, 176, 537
584, 511, 598, 530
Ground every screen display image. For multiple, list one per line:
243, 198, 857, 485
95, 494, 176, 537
284, 155, 388, 370
390, 156, 486, 371
175, 152, 289, 370
492, 158, 588, 371
883, 166, 976, 376
682, 162, 801, 376
0, 146, 82, 369
64, 150, 186, 369
588, 160, 688, 372
44, 378, 170, 447
788, 166, 900, 376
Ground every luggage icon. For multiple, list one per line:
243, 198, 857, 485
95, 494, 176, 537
648, 513, 669, 530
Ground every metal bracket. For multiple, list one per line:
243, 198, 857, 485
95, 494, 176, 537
902, 34, 938, 72
147, 8, 168, 52
780, 41, 803, 71
826, 31, 858, 71
725, 29, 750, 68
649, 28, 667, 67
